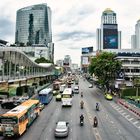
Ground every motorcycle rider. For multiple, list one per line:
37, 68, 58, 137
80, 100, 84, 108
81, 91, 83, 97
93, 116, 98, 127
96, 102, 99, 111
80, 114, 84, 123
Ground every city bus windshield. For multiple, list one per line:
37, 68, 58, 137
62, 94, 72, 98
0, 117, 18, 124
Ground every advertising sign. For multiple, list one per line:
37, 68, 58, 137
82, 47, 93, 54
103, 24, 118, 49
82, 56, 89, 65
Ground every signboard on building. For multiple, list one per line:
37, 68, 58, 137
82, 47, 93, 54
103, 24, 118, 49
81, 56, 90, 66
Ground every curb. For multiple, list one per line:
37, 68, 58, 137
118, 99, 140, 118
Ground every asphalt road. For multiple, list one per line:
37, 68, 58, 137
0, 77, 140, 140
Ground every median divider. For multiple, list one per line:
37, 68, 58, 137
117, 99, 140, 118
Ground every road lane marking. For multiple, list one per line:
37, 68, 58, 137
125, 115, 130, 118
116, 107, 121, 111
118, 110, 124, 113
133, 121, 139, 125
122, 112, 126, 115
128, 118, 134, 121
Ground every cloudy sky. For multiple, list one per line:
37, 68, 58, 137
0, 0, 140, 65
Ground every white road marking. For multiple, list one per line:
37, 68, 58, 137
125, 115, 130, 118
114, 106, 119, 109
133, 121, 139, 125
128, 118, 134, 121
118, 110, 124, 113
116, 107, 121, 111
122, 112, 126, 115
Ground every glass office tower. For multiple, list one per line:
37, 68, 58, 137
15, 3, 52, 46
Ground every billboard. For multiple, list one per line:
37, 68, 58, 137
82, 47, 93, 54
81, 56, 89, 65
103, 24, 118, 49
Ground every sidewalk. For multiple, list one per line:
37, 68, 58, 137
118, 99, 140, 118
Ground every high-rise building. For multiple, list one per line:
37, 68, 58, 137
131, 19, 140, 49
131, 35, 136, 49
97, 8, 121, 50
15, 3, 52, 46
63, 55, 72, 67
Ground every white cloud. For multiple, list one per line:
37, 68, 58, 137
0, 0, 140, 64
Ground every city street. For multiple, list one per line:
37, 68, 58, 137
0, 78, 140, 140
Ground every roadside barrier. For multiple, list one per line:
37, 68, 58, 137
118, 99, 140, 117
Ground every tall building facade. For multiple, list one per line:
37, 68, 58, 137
97, 8, 121, 50
131, 19, 140, 49
63, 55, 72, 67
131, 35, 136, 49
15, 3, 52, 46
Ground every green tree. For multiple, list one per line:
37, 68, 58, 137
35, 57, 53, 64
89, 52, 122, 90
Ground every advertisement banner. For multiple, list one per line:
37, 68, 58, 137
82, 47, 93, 54
103, 24, 118, 49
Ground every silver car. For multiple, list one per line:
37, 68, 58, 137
55, 121, 69, 137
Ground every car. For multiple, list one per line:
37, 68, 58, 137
38, 103, 45, 111
73, 86, 79, 94
89, 84, 93, 88
53, 90, 59, 96
105, 93, 113, 100
54, 121, 69, 137
56, 94, 62, 101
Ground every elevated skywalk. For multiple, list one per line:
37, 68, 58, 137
0, 46, 55, 83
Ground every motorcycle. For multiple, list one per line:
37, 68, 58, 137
93, 117, 98, 127
80, 119, 84, 126
94, 120, 98, 127
80, 102, 84, 109
96, 105, 99, 111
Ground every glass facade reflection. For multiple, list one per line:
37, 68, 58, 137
15, 4, 52, 46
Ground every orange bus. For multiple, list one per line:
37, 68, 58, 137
0, 99, 40, 137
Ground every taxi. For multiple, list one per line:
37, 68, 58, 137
56, 94, 62, 101
105, 93, 113, 100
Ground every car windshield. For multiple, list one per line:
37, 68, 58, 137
57, 124, 66, 129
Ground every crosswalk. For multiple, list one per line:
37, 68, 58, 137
110, 102, 140, 130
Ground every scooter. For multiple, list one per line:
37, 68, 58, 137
96, 106, 99, 111
80, 120, 84, 126
93, 120, 98, 127
80, 103, 84, 109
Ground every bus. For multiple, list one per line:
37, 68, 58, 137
0, 99, 40, 137
61, 88, 72, 107
38, 88, 53, 104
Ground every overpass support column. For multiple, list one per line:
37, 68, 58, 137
8, 51, 12, 80
14, 52, 17, 79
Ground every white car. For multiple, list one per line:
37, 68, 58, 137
55, 121, 69, 137
89, 84, 93, 88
